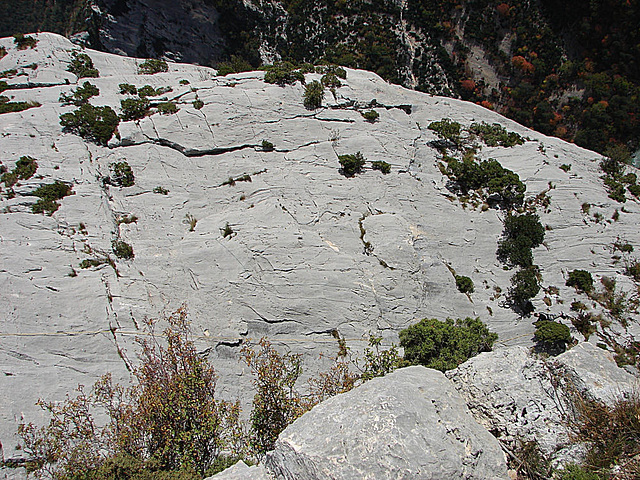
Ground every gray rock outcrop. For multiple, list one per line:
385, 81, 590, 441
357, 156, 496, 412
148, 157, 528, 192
207, 461, 272, 480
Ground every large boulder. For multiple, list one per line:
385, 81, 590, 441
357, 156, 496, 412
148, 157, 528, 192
263, 365, 508, 480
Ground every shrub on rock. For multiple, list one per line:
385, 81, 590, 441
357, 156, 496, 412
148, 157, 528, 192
67, 51, 99, 78
60, 104, 119, 145
138, 58, 168, 75
566, 269, 594, 293
338, 152, 366, 177
303, 80, 324, 110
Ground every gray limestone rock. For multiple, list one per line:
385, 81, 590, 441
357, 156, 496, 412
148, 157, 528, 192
205, 461, 272, 480
264, 366, 509, 480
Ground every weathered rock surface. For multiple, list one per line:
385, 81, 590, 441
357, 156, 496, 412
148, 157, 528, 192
262, 366, 508, 480
446, 343, 638, 460
1, 33, 639, 469
206, 461, 272, 480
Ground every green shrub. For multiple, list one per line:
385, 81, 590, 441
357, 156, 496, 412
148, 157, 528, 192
31, 181, 73, 215
625, 260, 640, 281
315, 64, 347, 79
371, 160, 391, 174
112, 240, 134, 259
560, 164, 572, 172
156, 101, 178, 115
566, 269, 594, 292
192, 99, 204, 110
497, 214, 545, 268
80, 258, 108, 269
303, 80, 324, 110
399, 317, 498, 372
0, 96, 41, 114
321, 72, 341, 88
556, 464, 601, 480
628, 184, 640, 197
509, 267, 540, 310
14, 33, 37, 50
361, 110, 379, 123
60, 104, 120, 145
455, 275, 474, 293
120, 97, 150, 121
261, 140, 274, 152
338, 152, 366, 177
215, 55, 252, 76
262, 61, 304, 85
153, 186, 169, 195
533, 319, 571, 353
119, 83, 138, 95
5, 156, 38, 183
110, 161, 135, 187
67, 51, 99, 78
0, 46, 6, 58
468, 122, 525, 147
428, 118, 462, 144
222, 222, 234, 238
138, 59, 168, 75
59, 81, 100, 106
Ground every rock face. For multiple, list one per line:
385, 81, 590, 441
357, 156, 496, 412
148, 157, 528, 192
1, 33, 639, 465
264, 366, 508, 480
446, 343, 638, 460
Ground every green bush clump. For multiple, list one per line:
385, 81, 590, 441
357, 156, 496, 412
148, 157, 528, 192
0, 96, 41, 114
216, 55, 252, 76
0, 46, 6, 58
14, 155, 38, 180
303, 80, 324, 110
120, 97, 150, 121
469, 122, 525, 147
138, 59, 168, 75
362, 110, 379, 123
497, 214, 545, 268
444, 155, 526, 208
112, 239, 134, 259
59, 81, 99, 106
80, 258, 108, 269
119, 83, 138, 95
67, 51, 99, 78
156, 102, 178, 115
110, 161, 135, 187
261, 140, 274, 151
153, 186, 169, 195
60, 104, 119, 145
14, 33, 37, 50
533, 319, 571, 353
509, 267, 540, 310
192, 99, 204, 110
566, 269, 594, 292
137, 85, 172, 98
371, 160, 391, 174
31, 181, 73, 215
315, 64, 347, 79
455, 275, 474, 293
338, 152, 366, 177
428, 118, 462, 144
321, 72, 341, 88
262, 61, 304, 86
399, 317, 498, 372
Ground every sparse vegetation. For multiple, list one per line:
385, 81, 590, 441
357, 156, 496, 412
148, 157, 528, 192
455, 275, 474, 294
497, 214, 545, 268
338, 152, 366, 177
14, 33, 37, 50
119, 83, 138, 95
0, 96, 41, 114
192, 99, 204, 110
31, 181, 73, 215
399, 317, 498, 372
428, 118, 462, 145
261, 140, 274, 152
138, 59, 168, 75
222, 222, 234, 238
110, 161, 135, 187
185, 214, 197, 232
156, 101, 178, 115
111, 239, 134, 259
67, 51, 99, 78
566, 269, 594, 293
59, 104, 119, 145
469, 122, 525, 147
153, 186, 169, 195
303, 80, 324, 110
361, 110, 379, 123
120, 97, 150, 121
371, 160, 391, 174
262, 61, 304, 86
59, 81, 99, 106
216, 55, 252, 76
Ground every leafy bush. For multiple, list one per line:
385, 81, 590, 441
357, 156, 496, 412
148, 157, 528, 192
192, 99, 204, 110
110, 161, 135, 187
320, 72, 341, 88
156, 101, 178, 115
153, 186, 169, 195
19, 308, 240, 477
14, 33, 37, 50
119, 83, 138, 95
60, 104, 120, 145
566, 269, 594, 292
338, 152, 366, 177
14, 155, 38, 179
361, 110, 379, 123
138, 59, 168, 75
303, 80, 324, 110
315, 64, 347, 79
59, 81, 99, 106
262, 61, 304, 85
0, 96, 41, 114
497, 214, 545, 268
455, 275, 474, 293
216, 55, 252, 76
261, 140, 274, 152
371, 160, 391, 174
112, 239, 134, 259
120, 97, 150, 121
67, 51, 99, 78
509, 266, 540, 310
399, 317, 498, 372
428, 118, 462, 144
469, 122, 525, 147
31, 181, 73, 215
533, 319, 571, 353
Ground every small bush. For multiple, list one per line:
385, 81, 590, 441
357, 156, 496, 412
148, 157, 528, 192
261, 140, 274, 151
156, 101, 178, 115
31, 181, 73, 215
0, 46, 6, 58
566, 269, 594, 292
338, 152, 366, 177
14, 33, 37, 50
371, 160, 391, 174
303, 80, 324, 110
428, 118, 462, 144
560, 164, 571, 172
60, 104, 120, 145
469, 122, 525, 147
216, 55, 252, 76
399, 317, 498, 372
509, 267, 540, 311
9, 155, 38, 181
112, 240, 134, 259
119, 83, 138, 95
0, 96, 41, 114
497, 214, 545, 268
222, 222, 234, 238
59, 81, 100, 106
625, 260, 640, 281
111, 161, 135, 187
262, 61, 304, 86
153, 186, 169, 195
533, 319, 571, 353
361, 110, 379, 123
120, 97, 150, 121
455, 275, 474, 293
192, 99, 204, 110
320, 72, 341, 88
80, 258, 108, 269
138, 59, 168, 75
67, 51, 99, 78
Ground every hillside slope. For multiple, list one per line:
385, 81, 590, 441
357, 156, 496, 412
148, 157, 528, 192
0, 33, 639, 459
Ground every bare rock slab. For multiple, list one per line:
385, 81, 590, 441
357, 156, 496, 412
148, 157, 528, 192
265, 365, 508, 480
205, 461, 272, 480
